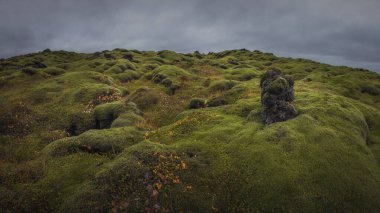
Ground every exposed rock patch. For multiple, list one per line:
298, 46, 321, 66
260, 70, 297, 124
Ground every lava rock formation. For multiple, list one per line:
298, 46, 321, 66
260, 70, 297, 124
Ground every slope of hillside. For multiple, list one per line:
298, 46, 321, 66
1, 49, 380, 212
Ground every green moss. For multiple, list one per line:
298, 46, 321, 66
1, 49, 380, 212
106, 65, 123, 74
112, 71, 141, 82
93, 101, 131, 129
127, 87, 160, 110
144, 56, 166, 65
209, 80, 237, 91
111, 112, 144, 128
43, 127, 144, 157
360, 84, 380, 96
157, 50, 184, 62
150, 65, 191, 86
223, 68, 259, 81
265, 76, 289, 93
43, 67, 66, 76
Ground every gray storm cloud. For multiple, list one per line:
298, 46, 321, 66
0, 0, 379, 71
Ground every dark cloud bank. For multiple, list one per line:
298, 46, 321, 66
1, 0, 380, 72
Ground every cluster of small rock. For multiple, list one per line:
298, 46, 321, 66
187, 69, 297, 124
260, 70, 297, 124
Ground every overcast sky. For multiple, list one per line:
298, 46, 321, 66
1, 0, 379, 72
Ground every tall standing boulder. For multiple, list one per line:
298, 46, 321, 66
260, 70, 297, 124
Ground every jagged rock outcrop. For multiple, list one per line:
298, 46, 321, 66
260, 69, 297, 124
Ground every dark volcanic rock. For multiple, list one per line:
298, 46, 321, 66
207, 97, 227, 107
104, 53, 116, 60
123, 53, 134, 61
260, 70, 297, 124
25, 60, 47, 68
188, 98, 206, 109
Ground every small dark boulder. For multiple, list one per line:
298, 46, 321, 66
92, 52, 103, 58
25, 60, 47, 68
123, 53, 134, 61
207, 97, 227, 107
260, 69, 297, 124
22, 68, 37, 75
104, 53, 116, 60
168, 83, 180, 95
188, 98, 206, 109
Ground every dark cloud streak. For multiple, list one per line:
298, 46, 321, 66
0, 0, 379, 72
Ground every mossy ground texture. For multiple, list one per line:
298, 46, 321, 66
1, 49, 380, 212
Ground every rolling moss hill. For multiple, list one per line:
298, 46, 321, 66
1, 49, 380, 212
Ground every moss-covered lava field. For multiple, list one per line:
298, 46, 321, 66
1, 49, 380, 212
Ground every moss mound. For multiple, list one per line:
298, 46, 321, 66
93, 101, 141, 129
188, 98, 206, 109
209, 80, 237, 91
147, 65, 191, 94
43, 127, 144, 157
111, 112, 144, 128
43, 67, 66, 76
126, 86, 160, 110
